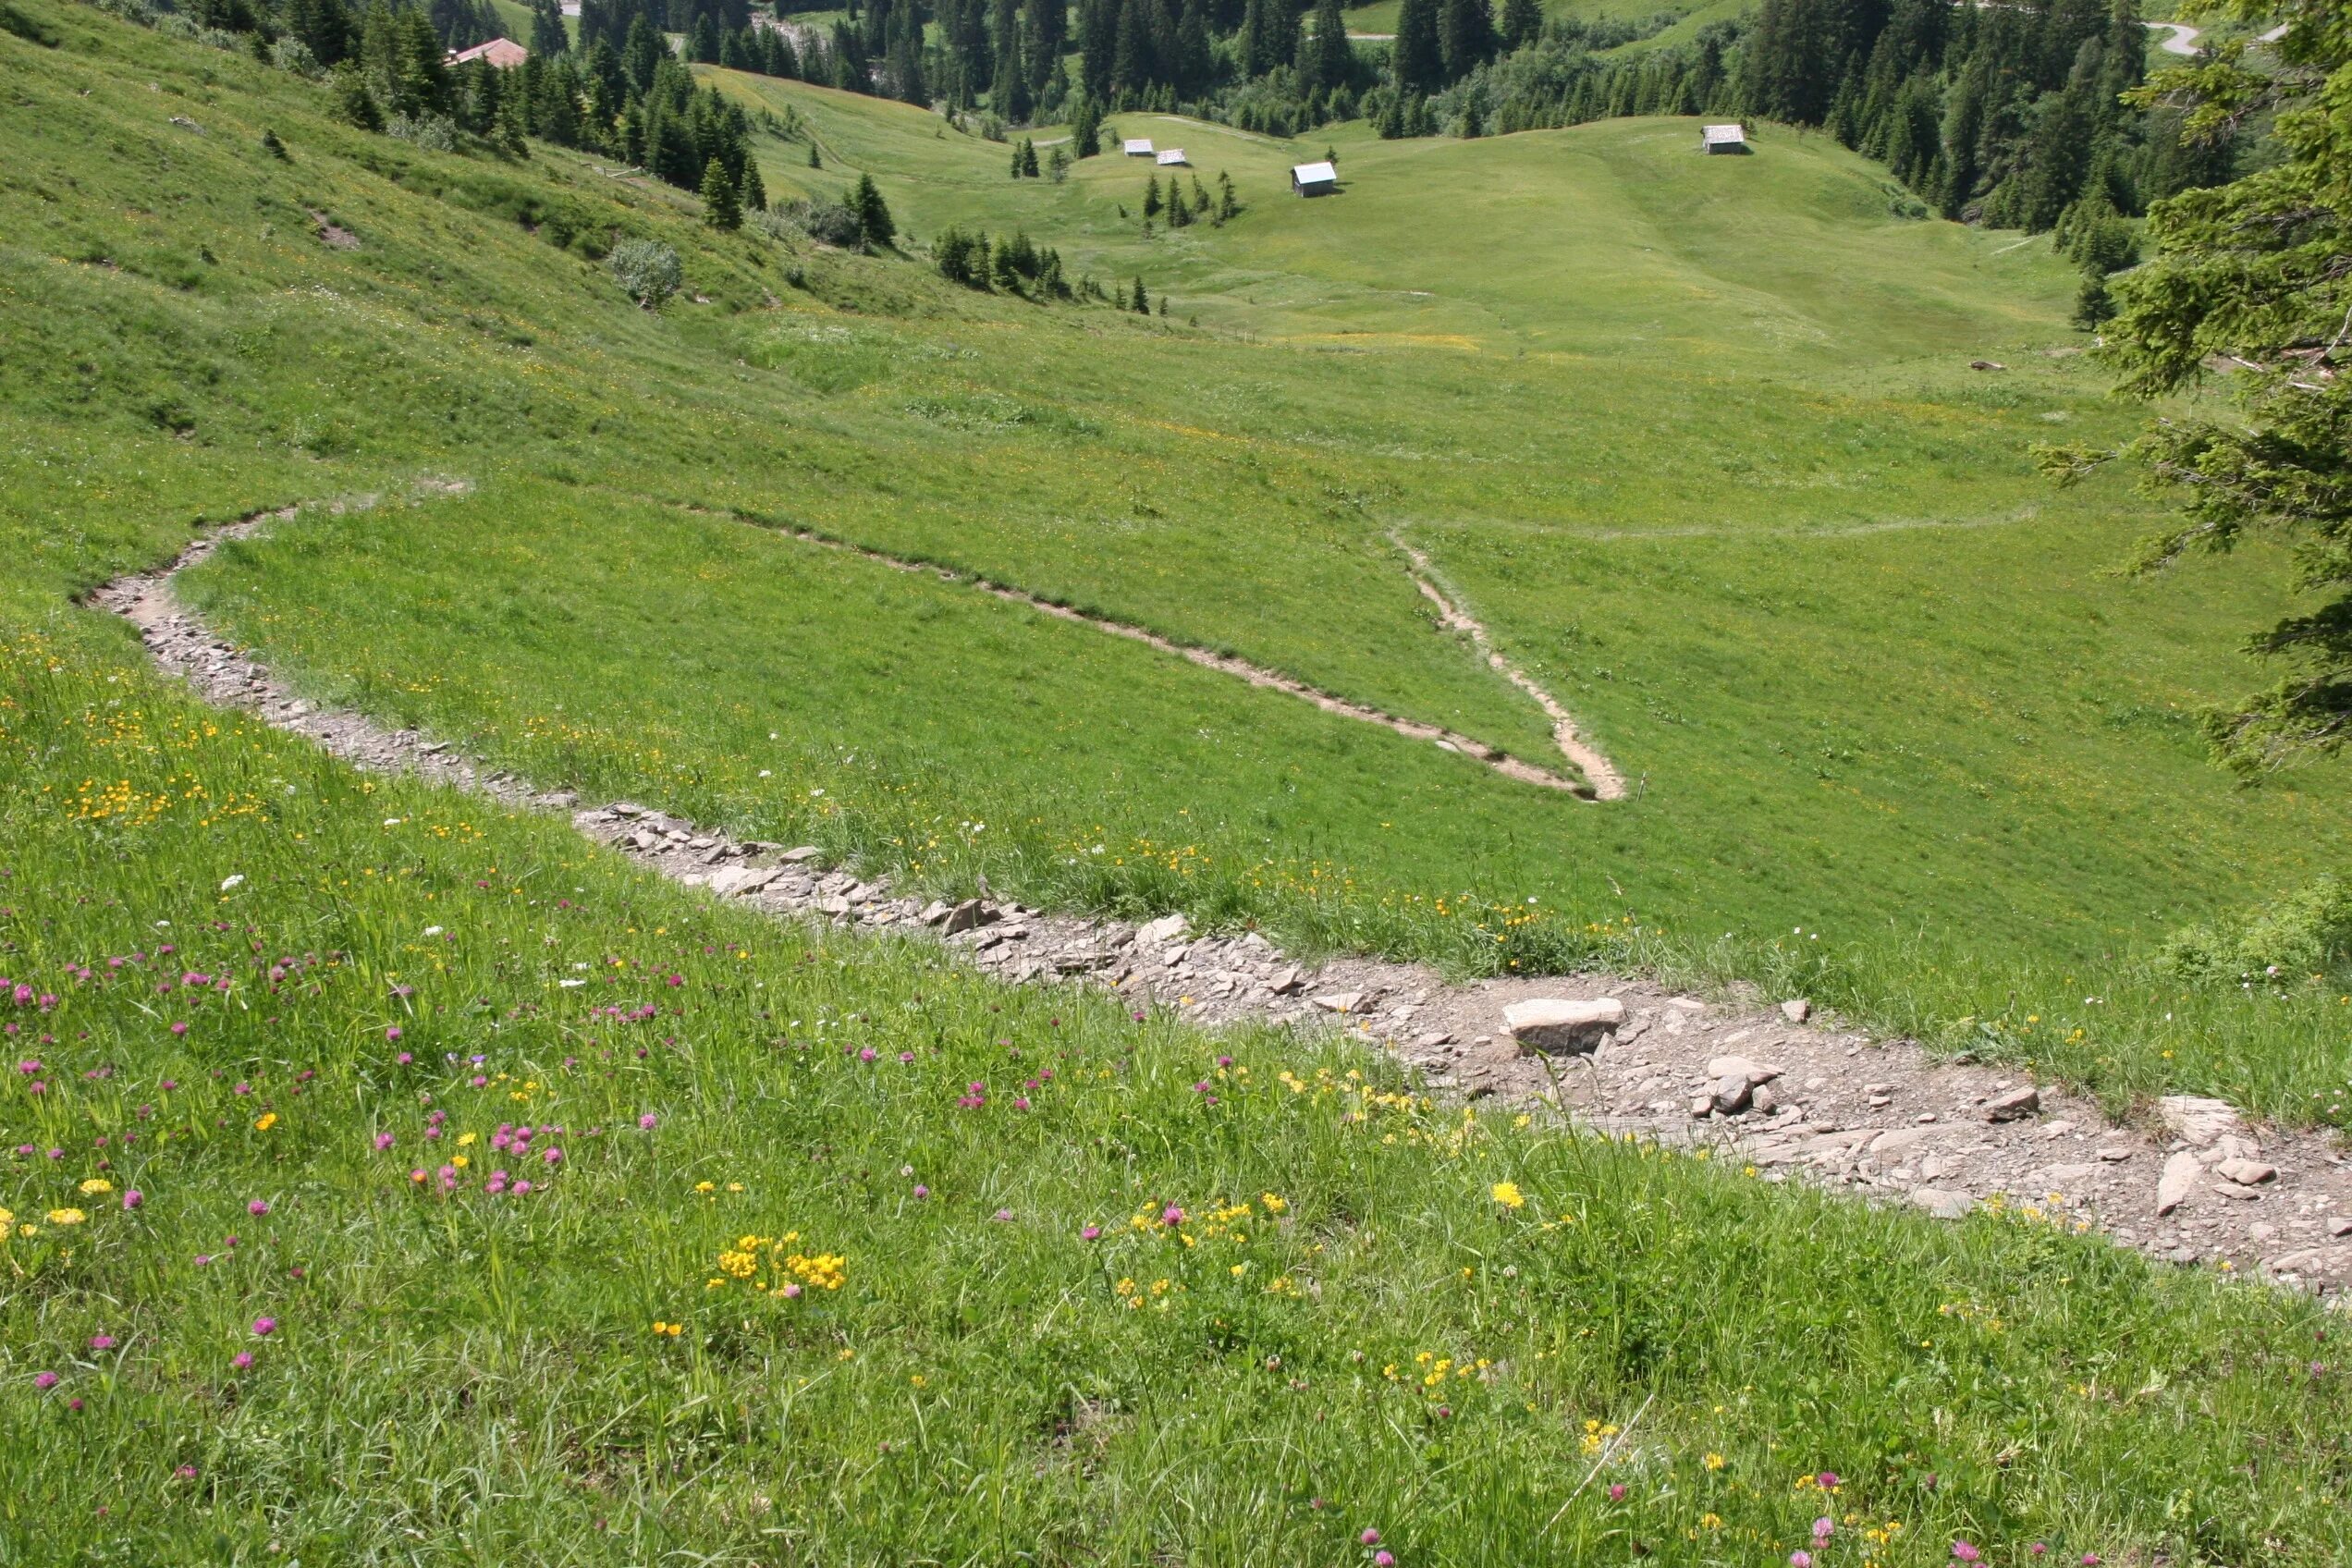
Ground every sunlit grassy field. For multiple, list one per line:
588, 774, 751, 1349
7, 4, 2352, 1559
78, 65, 2346, 1117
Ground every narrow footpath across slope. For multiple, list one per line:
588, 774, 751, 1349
86, 501, 2352, 1297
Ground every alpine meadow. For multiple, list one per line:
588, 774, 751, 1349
6, 0, 2352, 1562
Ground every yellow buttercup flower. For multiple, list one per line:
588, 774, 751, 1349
47, 1207, 88, 1226
254, 1113, 278, 1132
1491, 1182, 1525, 1209
78, 1179, 113, 1195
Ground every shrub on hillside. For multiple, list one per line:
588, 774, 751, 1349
769, 196, 864, 251
606, 239, 681, 308
2162, 876, 2352, 987
385, 113, 458, 153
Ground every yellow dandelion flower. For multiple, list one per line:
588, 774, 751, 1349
1491, 1182, 1525, 1209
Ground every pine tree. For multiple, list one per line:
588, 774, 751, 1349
701, 155, 742, 227
690, 13, 722, 63
1020, 137, 1040, 176
1143, 172, 1162, 217
1391, 0, 1443, 96
1167, 178, 1190, 226
851, 172, 896, 247
1011, 141, 1027, 177
532, 0, 568, 58
333, 62, 385, 130
1304, 0, 1351, 96
741, 157, 767, 212
1071, 92, 1102, 156
1437, 0, 1494, 82
1130, 276, 1148, 312
1499, 0, 1539, 50
808, 140, 822, 167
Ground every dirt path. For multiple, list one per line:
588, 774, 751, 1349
86, 503, 2352, 1299
738, 512, 1615, 797
2145, 19, 2200, 55
1391, 535, 1628, 800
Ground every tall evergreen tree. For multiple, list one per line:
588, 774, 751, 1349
1498, 0, 1539, 50
701, 153, 742, 227
1437, 0, 1494, 82
1303, 0, 1352, 95
851, 172, 896, 246
1391, 0, 1442, 96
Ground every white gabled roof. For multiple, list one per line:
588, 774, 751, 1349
1291, 160, 1337, 184
1701, 123, 1746, 145
1156, 149, 1187, 165
1121, 138, 1155, 154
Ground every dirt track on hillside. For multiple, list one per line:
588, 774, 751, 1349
85, 496, 2352, 1299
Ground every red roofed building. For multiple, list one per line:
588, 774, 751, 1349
447, 37, 529, 68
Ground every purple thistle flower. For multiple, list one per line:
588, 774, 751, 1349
231, 1352, 253, 1371
121, 1188, 142, 1209
251, 1317, 276, 1337
33, 1370, 59, 1390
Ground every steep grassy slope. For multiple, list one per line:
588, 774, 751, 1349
6, 6, 2352, 1562
41, 45, 2339, 1115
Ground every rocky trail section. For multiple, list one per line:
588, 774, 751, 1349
92, 508, 2352, 1298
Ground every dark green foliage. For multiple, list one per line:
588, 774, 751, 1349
851, 172, 895, 248
740, 155, 766, 213
701, 153, 742, 228
530, 0, 568, 58
1302, 0, 1354, 97
1070, 92, 1102, 156
1499, 0, 1539, 51
260, 125, 289, 159
1143, 171, 1162, 218
1130, 274, 1148, 312
1392, 0, 1444, 95
2050, 6, 2352, 775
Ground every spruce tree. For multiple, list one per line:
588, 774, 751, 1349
1499, 0, 1539, 50
1305, 0, 1351, 96
1130, 275, 1148, 312
701, 154, 742, 228
1020, 137, 1040, 176
1143, 172, 1163, 217
851, 172, 896, 247
808, 140, 822, 167
1437, 0, 1494, 82
1391, 0, 1443, 96
531, 0, 568, 58
741, 157, 767, 212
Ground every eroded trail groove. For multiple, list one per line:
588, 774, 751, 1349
1390, 536, 1628, 801
744, 514, 1611, 797
84, 505, 2352, 1296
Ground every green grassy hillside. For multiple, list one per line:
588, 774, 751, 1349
6, 4, 2352, 1561
29, 44, 2335, 1117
